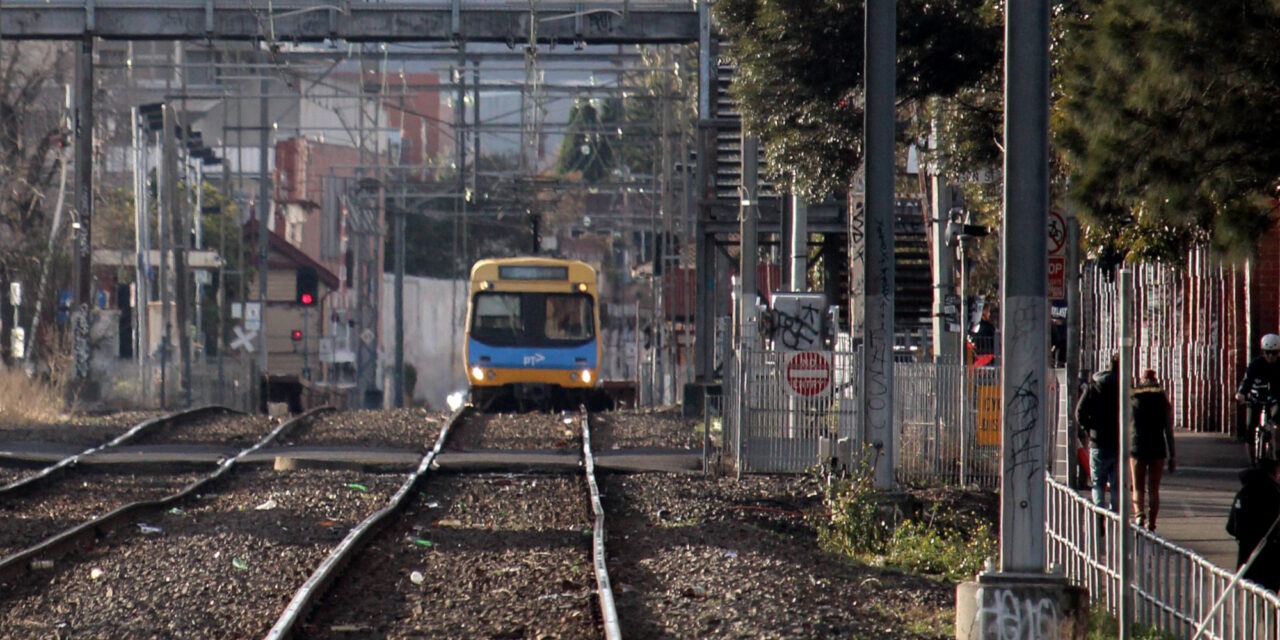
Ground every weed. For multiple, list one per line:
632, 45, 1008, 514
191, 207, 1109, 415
816, 445, 997, 582
0, 367, 66, 423
1087, 609, 1180, 639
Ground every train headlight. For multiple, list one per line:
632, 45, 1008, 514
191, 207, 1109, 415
581, 369, 593, 384
470, 366, 485, 381
575, 283, 587, 292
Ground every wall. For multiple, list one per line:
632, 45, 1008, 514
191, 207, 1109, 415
379, 274, 468, 410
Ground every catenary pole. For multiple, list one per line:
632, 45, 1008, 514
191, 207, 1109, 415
1000, 0, 1050, 572
862, 0, 896, 489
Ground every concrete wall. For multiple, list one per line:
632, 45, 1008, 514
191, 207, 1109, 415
380, 274, 468, 410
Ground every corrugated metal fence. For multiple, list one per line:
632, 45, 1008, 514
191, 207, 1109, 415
1081, 252, 1245, 434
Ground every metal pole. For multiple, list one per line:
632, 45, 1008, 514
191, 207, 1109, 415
863, 0, 897, 489
740, 134, 759, 338
999, 0, 1050, 573
959, 239, 969, 484
790, 195, 807, 292
393, 202, 405, 408
257, 74, 271, 410
1118, 267, 1134, 638
160, 110, 174, 410
71, 36, 94, 392
1066, 213, 1082, 486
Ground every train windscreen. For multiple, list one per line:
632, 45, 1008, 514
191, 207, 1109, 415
471, 292, 594, 346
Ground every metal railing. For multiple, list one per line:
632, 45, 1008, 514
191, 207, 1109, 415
724, 345, 1055, 485
1047, 476, 1280, 639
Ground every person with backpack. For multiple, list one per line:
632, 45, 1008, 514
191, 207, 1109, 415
1130, 369, 1176, 531
1076, 354, 1121, 510
1228, 458, 1280, 591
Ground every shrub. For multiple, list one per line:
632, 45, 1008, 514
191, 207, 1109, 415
816, 447, 997, 582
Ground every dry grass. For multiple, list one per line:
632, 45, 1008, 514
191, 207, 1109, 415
0, 368, 66, 424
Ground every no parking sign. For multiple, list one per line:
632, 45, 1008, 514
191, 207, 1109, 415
784, 351, 832, 398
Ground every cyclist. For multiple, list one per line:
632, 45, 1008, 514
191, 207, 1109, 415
1236, 333, 1280, 466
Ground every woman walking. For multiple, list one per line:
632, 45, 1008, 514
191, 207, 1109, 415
1130, 369, 1177, 530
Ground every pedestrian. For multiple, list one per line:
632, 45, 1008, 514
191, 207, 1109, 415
1227, 458, 1280, 591
969, 304, 997, 356
1076, 353, 1121, 510
1130, 369, 1176, 531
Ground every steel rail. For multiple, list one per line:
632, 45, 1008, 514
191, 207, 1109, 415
0, 405, 239, 497
264, 405, 470, 640
581, 406, 622, 640
0, 406, 332, 583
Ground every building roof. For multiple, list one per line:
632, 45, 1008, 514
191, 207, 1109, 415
242, 219, 341, 290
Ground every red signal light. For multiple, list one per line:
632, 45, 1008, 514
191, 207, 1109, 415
300, 292, 314, 306
291, 329, 303, 342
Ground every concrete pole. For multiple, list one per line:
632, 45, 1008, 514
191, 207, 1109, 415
1118, 267, 1134, 638
862, 0, 896, 489
71, 37, 94, 391
999, 0, 1050, 572
740, 134, 760, 340
790, 195, 807, 292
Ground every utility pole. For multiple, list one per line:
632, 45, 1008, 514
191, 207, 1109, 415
71, 36, 94, 397
257, 73, 271, 410
862, 0, 897, 490
958, 0, 1088, 634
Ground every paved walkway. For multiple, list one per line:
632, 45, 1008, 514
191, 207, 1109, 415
1142, 430, 1248, 571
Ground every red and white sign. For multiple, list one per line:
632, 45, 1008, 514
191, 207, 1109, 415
1048, 256, 1066, 300
785, 351, 832, 398
1048, 210, 1066, 256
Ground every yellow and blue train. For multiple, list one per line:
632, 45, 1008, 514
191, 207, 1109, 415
464, 256, 603, 410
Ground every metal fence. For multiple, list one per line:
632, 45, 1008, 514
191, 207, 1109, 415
1080, 253, 1245, 434
724, 345, 1067, 486
1047, 476, 1280, 639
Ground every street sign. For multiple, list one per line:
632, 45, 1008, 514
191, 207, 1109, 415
1049, 256, 1066, 300
231, 325, 257, 352
244, 302, 261, 331
1048, 210, 1066, 256
784, 350, 832, 398
9, 282, 20, 306
360, 328, 375, 345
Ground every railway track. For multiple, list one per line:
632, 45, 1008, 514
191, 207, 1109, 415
269, 407, 620, 639
5, 406, 937, 638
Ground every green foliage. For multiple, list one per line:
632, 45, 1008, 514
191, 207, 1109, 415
714, 0, 1002, 199
555, 98, 624, 184
817, 452, 997, 583
1057, 0, 1280, 262
887, 515, 994, 582
1087, 608, 1180, 640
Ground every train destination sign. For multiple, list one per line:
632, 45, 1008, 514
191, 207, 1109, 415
784, 351, 832, 398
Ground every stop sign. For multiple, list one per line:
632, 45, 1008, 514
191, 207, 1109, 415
785, 351, 832, 398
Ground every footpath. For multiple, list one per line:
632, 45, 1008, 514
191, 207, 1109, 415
1152, 430, 1247, 571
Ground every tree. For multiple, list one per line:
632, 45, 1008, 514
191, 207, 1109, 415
714, 0, 1002, 199
0, 42, 74, 365
555, 98, 623, 184
1057, 0, 1280, 262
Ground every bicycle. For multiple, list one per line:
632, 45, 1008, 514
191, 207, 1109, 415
1244, 389, 1279, 466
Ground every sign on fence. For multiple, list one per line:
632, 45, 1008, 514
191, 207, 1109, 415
784, 350, 832, 398
976, 382, 1001, 446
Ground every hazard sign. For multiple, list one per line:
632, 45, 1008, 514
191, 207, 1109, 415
785, 351, 832, 398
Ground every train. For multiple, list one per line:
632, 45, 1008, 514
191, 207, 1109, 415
464, 256, 605, 410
